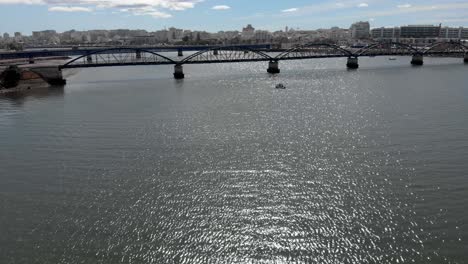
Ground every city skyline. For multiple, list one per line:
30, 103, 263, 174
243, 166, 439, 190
1, 0, 468, 34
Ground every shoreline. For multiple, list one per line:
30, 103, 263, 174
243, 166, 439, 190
0, 56, 71, 67
0, 79, 51, 95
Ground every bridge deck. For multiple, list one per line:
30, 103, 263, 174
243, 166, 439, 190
59, 52, 465, 69
2, 42, 466, 70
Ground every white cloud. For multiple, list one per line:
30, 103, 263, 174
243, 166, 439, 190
371, 2, 468, 17
212, 5, 230, 10
119, 5, 172, 18
282, 8, 298, 13
49, 6, 92, 12
146, 11, 172, 18
397, 4, 412, 9
0, 0, 201, 18
278, 0, 377, 17
0, 0, 43, 3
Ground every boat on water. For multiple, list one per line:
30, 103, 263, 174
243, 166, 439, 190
389, 57, 397, 60
275, 83, 286, 89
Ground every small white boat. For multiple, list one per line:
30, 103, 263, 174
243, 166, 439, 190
275, 83, 286, 89
389, 57, 397, 60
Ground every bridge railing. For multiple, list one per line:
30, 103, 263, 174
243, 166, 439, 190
423, 42, 467, 56
355, 42, 422, 57
179, 46, 273, 64
275, 43, 354, 60
54, 41, 468, 69
60, 48, 176, 69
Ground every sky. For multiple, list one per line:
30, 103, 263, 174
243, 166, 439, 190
1, 0, 468, 34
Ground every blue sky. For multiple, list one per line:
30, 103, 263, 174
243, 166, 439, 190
1, 0, 468, 34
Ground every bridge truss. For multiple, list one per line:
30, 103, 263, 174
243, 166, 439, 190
61, 48, 176, 69
356, 42, 421, 57
423, 42, 467, 57
180, 46, 273, 64
58, 42, 468, 70
275, 43, 354, 60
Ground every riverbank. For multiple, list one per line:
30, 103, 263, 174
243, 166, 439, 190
0, 56, 70, 67
0, 79, 50, 95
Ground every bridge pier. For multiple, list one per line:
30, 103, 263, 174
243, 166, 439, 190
28, 56, 35, 64
464, 53, 468, 64
267, 60, 280, 74
173, 64, 185, 79
86, 55, 92, 63
178, 49, 184, 57
213, 50, 219, 56
346, 57, 359, 69
48, 70, 67, 85
31, 66, 67, 85
411, 54, 424, 66
136, 50, 142, 59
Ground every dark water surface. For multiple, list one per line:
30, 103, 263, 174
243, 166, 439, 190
1, 57, 467, 263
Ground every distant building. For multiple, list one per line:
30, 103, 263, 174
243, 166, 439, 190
400, 25, 441, 38
371, 24, 468, 45
32, 30, 58, 44
329, 27, 350, 41
439, 27, 468, 40
13, 32, 22, 42
350, 21, 370, 39
3, 33, 9, 39
371, 27, 401, 40
154, 30, 169, 42
242, 24, 255, 40
32, 30, 57, 39
168, 27, 184, 42
254, 30, 273, 43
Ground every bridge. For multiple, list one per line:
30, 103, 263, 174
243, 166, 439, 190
0, 44, 272, 61
2, 41, 467, 84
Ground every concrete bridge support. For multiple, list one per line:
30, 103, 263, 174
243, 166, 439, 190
178, 49, 184, 57
31, 66, 66, 85
411, 54, 424, 66
346, 57, 359, 69
267, 60, 280, 74
136, 50, 142, 59
173, 64, 185, 79
464, 53, 468, 64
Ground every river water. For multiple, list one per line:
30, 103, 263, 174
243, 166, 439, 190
0, 56, 467, 263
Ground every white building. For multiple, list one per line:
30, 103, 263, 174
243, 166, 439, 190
168, 27, 184, 42
371, 27, 401, 40
221, 31, 240, 40
350, 21, 370, 39
328, 27, 350, 41
439, 27, 468, 40
154, 30, 169, 42
14, 32, 22, 41
254, 30, 273, 43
